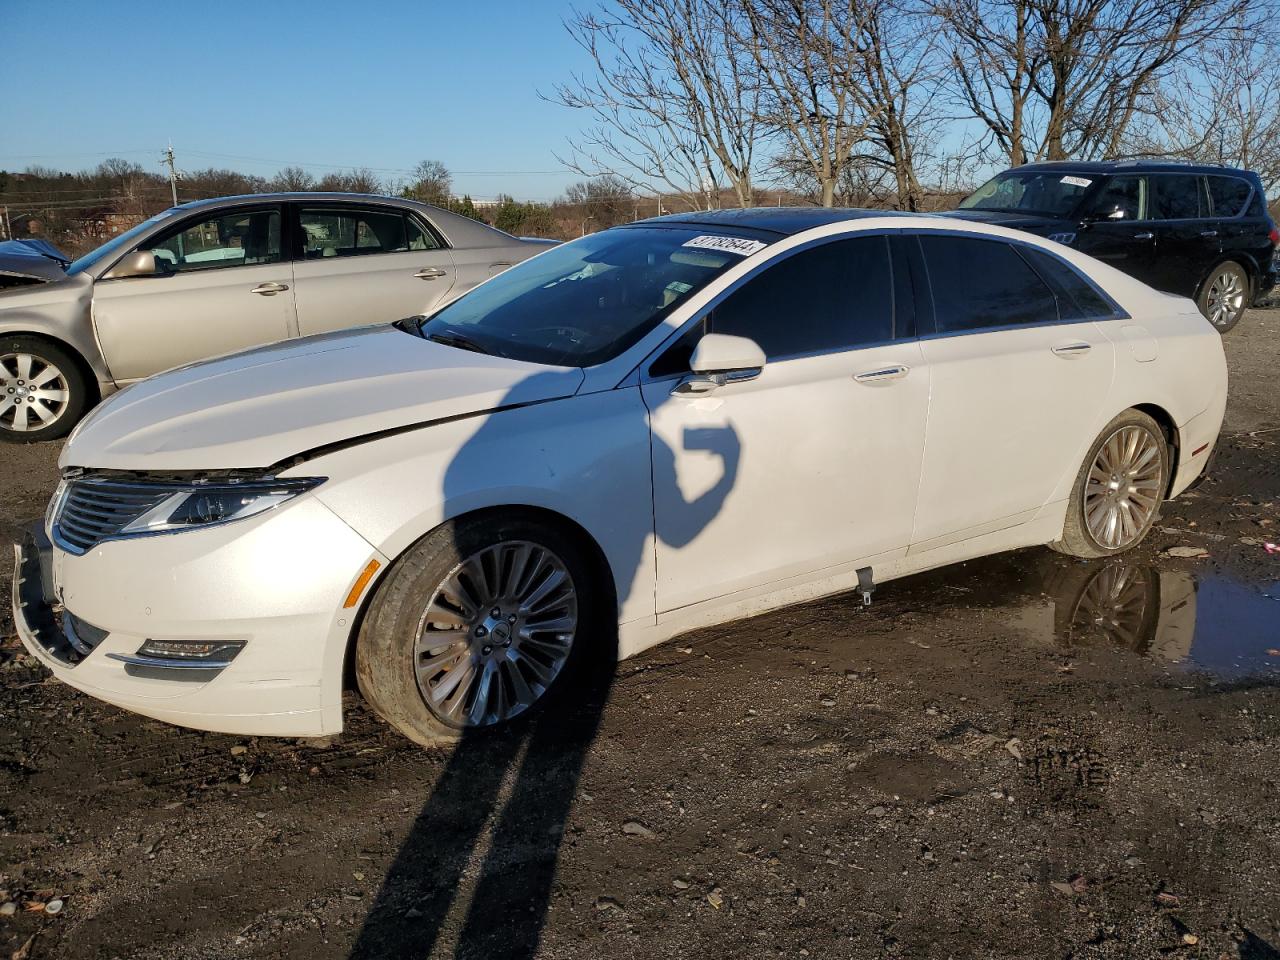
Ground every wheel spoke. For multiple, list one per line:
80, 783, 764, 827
31, 365, 61, 387
28, 402, 55, 424
10, 403, 30, 431
14, 354, 32, 382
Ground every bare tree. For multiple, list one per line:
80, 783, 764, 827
564, 174, 635, 228
1130, 15, 1280, 192
270, 166, 316, 191
934, 0, 1258, 166
552, 0, 762, 209
403, 160, 453, 207
316, 168, 383, 194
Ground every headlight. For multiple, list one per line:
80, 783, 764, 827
45, 480, 69, 537
119, 477, 324, 535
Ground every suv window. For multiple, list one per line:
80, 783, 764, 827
299, 207, 432, 259
146, 209, 281, 273
1151, 174, 1206, 220
1084, 175, 1147, 221
1207, 176, 1252, 218
650, 236, 893, 375
1020, 247, 1120, 321
920, 235, 1058, 333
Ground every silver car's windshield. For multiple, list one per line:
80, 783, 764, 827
66, 211, 174, 277
416, 226, 769, 366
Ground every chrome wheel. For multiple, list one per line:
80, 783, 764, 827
1204, 268, 1245, 329
1083, 425, 1164, 550
0, 352, 70, 433
414, 540, 579, 728
1067, 564, 1155, 651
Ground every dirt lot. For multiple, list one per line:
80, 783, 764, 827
3, 309, 1280, 960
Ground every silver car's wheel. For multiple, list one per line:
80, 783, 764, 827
1083, 425, 1164, 550
414, 541, 579, 728
0, 351, 71, 434
1199, 262, 1248, 333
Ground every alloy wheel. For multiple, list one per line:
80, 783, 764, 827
0, 352, 71, 434
1204, 269, 1245, 329
414, 540, 579, 728
1083, 425, 1164, 550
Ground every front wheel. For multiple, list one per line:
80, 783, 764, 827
1197, 261, 1249, 333
1052, 409, 1170, 559
0, 335, 90, 443
355, 514, 598, 746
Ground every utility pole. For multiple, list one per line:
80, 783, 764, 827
161, 142, 179, 206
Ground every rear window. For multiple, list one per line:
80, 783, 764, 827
1207, 176, 1253, 217
920, 235, 1058, 332
1020, 247, 1121, 321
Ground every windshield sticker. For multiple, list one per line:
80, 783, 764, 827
682, 235, 767, 257
1060, 175, 1093, 188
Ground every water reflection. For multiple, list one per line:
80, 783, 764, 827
894, 551, 1280, 679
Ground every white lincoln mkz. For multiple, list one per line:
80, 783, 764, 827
12, 209, 1227, 745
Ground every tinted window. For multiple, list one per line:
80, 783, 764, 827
1207, 176, 1252, 217
1084, 175, 1146, 221
1151, 175, 1206, 220
920, 236, 1058, 332
147, 209, 281, 273
959, 170, 1095, 217
407, 216, 442, 250
1021, 247, 1119, 320
299, 208, 414, 259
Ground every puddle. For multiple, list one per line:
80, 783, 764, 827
889, 551, 1280, 679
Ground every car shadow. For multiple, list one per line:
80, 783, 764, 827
348, 370, 739, 958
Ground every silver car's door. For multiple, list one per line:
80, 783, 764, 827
291, 204, 457, 337
92, 204, 295, 381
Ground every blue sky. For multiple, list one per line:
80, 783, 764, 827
0, 0, 596, 200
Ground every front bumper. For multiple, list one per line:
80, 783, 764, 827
11, 498, 387, 737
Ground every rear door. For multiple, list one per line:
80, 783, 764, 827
1148, 174, 1219, 297
1207, 174, 1266, 276
910, 234, 1117, 551
290, 203, 457, 337
92, 204, 295, 381
1075, 174, 1162, 288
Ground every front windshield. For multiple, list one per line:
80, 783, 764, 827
66, 210, 174, 276
959, 170, 1096, 218
416, 226, 767, 366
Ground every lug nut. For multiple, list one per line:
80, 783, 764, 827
475, 625, 488, 637
502, 639, 512, 648
507, 614, 517, 623
481, 644, 493, 655
491, 607, 501, 617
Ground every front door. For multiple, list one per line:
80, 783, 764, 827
910, 233, 1117, 549
1075, 174, 1162, 288
291, 204, 457, 337
643, 235, 929, 614
92, 204, 295, 381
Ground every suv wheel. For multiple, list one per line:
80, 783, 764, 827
0, 335, 90, 443
1198, 261, 1249, 333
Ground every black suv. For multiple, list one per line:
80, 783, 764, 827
946, 161, 1278, 332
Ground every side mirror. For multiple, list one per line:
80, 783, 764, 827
104, 250, 157, 280
674, 333, 766, 395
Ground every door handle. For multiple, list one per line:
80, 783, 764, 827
414, 267, 449, 280
1200, 229, 1218, 238
1133, 232, 1154, 241
250, 282, 289, 296
853, 365, 909, 384
1051, 341, 1092, 358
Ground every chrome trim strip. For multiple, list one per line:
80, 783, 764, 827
105, 652, 235, 670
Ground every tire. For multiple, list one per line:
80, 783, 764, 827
1197, 260, 1250, 333
1052, 409, 1170, 559
0, 335, 90, 443
355, 514, 604, 746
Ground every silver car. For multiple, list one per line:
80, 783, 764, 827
0, 193, 553, 442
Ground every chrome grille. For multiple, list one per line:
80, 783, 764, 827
53, 478, 176, 553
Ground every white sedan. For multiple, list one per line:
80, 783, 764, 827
12, 210, 1226, 745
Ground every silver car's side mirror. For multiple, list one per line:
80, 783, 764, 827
674, 333, 766, 395
103, 250, 158, 280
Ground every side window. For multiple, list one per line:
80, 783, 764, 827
299, 208, 412, 259
407, 216, 442, 250
146, 209, 281, 273
920, 235, 1058, 333
1207, 176, 1252, 218
649, 237, 893, 376
1151, 175, 1206, 220
1084, 175, 1146, 221
1020, 246, 1120, 321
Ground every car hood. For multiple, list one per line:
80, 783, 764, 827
933, 210, 1069, 233
0, 239, 70, 283
62, 325, 585, 472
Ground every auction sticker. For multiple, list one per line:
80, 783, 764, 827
1060, 175, 1093, 188
682, 235, 768, 256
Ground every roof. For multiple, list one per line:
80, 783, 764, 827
173, 191, 412, 210
1012, 160, 1258, 178
637, 207, 914, 237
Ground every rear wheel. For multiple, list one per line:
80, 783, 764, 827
1053, 409, 1169, 559
355, 514, 598, 746
1197, 261, 1249, 333
0, 335, 89, 443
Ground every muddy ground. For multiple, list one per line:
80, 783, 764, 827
2, 309, 1280, 960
